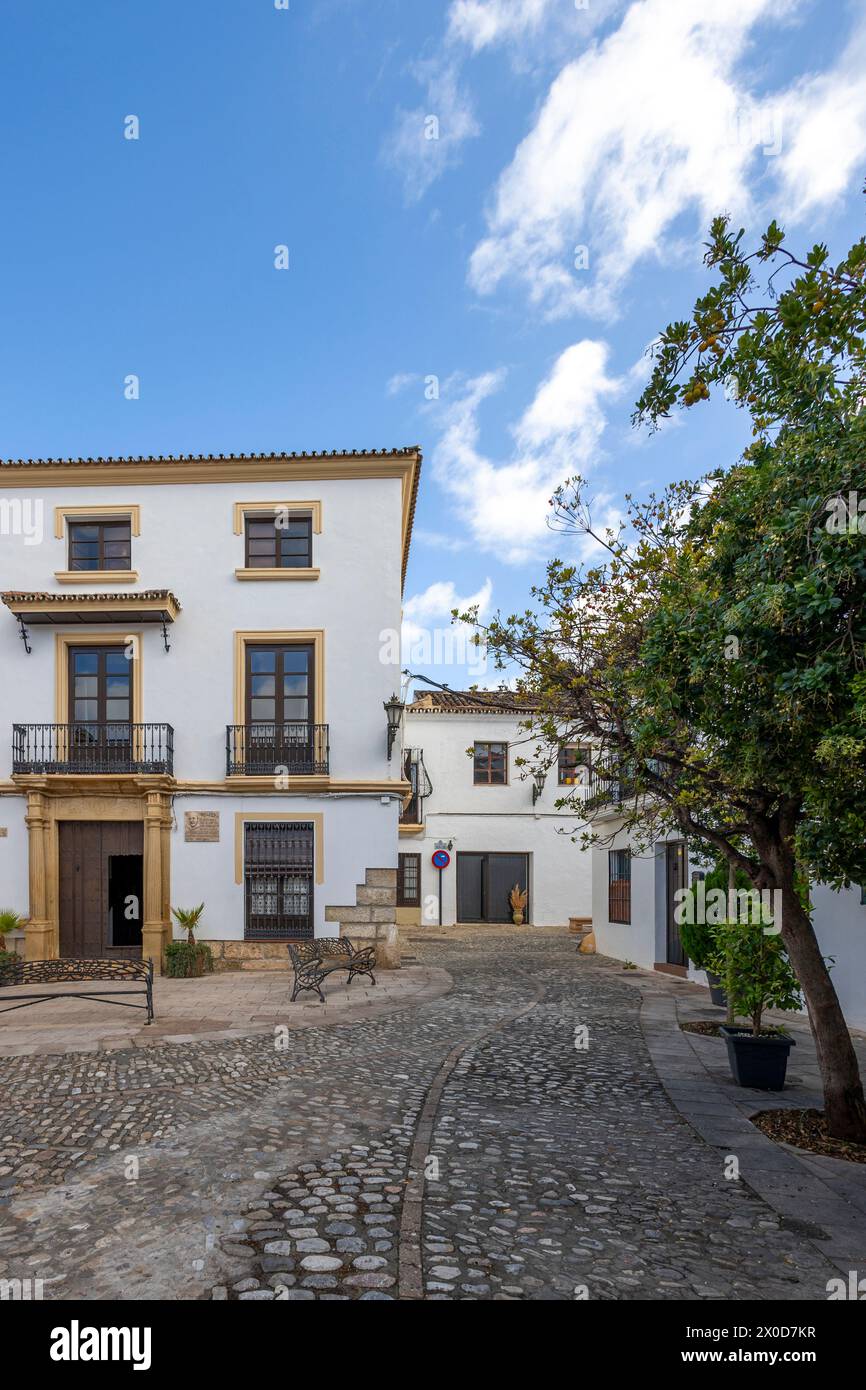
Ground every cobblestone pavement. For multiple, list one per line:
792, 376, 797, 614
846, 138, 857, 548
0, 932, 858, 1301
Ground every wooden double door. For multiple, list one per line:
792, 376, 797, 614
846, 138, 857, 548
59, 821, 143, 959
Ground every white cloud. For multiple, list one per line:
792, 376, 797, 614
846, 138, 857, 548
404, 577, 494, 626
402, 578, 494, 675
386, 371, 419, 397
775, 18, 866, 217
431, 339, 622, 564
381, 60, 480, 203
468, 0, 866, 319
447, 0, 556, 52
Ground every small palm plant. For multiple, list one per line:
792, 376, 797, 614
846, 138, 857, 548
509, 884, 528, 925
171, 903, 205, 945
0, 908, 22, 952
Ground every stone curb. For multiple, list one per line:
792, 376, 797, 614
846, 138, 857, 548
639, 990, 866, 1277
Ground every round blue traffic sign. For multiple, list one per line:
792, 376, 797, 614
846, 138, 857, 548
432, 850, 451, 870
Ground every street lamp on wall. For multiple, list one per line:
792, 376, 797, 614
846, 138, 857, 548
384, 693, 405, 760
532, 769, 546, 805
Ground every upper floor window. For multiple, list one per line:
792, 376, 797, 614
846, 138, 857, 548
474, 741, 507, 785
558, 743, 591, 786
68, 519, 132, 572
245, 514, 312, 569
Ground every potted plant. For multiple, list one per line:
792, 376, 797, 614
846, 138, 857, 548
509, 884, 528, 926
0, 908, 22, 966
710, 921, 801, 1090
168, 903, 213, 978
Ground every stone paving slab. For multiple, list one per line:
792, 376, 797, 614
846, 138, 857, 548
0, 965, 451, 1057
624, 960, 866, 1280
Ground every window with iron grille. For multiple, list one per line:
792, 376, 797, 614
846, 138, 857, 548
245, 514, 312, 568
68, 519, 132, 571
558, 744, 591, 786
397, 853, 421, 908
473, 741, 508, 785
244, 821, 314, 940
608, 849, 631, 924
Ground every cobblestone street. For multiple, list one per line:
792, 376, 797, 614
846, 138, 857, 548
1, 931, 864, 1301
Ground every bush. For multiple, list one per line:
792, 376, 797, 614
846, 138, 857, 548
164, 941, 214, 979
0, 950, 20, 972
679, 919, 714, 970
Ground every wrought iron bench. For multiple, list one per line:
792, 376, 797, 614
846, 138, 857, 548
0, 958, 154, 1024
287, 937, 376, 1003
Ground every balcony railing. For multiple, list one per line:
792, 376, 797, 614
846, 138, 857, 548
226, 723, 329, 777
400, 747, 432, 825
12, 723, 174, 776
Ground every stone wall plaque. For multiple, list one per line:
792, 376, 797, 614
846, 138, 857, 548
184, 811, 220, 843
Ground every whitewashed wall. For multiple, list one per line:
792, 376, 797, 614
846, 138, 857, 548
811, 884, 866, 1030
171, 794, 399, 942
0, 476, 404, 783
0, 474, 405, 942
405, 710, 592, 926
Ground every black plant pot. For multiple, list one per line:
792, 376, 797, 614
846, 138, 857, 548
706, 970, 727, 1008
719, 1025, 795, 1091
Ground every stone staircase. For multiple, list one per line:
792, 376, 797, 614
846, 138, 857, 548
324, 867, 400, 968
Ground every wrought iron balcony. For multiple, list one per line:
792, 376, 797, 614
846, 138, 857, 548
226, 723, 330, 777
12, 723, 174, 776
400, 746, 432, 825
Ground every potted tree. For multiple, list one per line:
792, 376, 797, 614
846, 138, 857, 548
712, 921, 801, 1090
509, 884, 528, 926
167, 903, 213, 978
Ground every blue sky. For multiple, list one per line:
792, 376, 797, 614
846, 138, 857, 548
1, 0, 864, 689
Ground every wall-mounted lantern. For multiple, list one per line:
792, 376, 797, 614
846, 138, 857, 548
384, 693, 405, 760
532, 769, 547, 805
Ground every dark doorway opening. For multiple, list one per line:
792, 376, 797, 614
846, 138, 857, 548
108, 855, 143, 948
456, 852, 530, 924
59, 821, 144, 959
665, 841, 688, 966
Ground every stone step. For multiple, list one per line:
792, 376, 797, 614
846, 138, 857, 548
365, 868, 397, 889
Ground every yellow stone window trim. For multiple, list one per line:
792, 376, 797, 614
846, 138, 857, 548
55, 631, 143, 724
233, 630, 325, 726
234, 810, 325, 886
54, 504, 142, 539
232, 500, 322, 535
54, 570, 139, 585
234, 567, 320, 582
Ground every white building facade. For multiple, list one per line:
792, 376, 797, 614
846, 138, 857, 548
590, 807, 866, 1028
0, 448, 420, 970
397, 692, 593, 929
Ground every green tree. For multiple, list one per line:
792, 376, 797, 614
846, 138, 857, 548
465, 213, 866, 1141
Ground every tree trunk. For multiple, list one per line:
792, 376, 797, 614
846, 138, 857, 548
778, 879, 866, 1143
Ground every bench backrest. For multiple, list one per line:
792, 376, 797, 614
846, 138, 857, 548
287, 939, 353, 969
0, 958, 153, 986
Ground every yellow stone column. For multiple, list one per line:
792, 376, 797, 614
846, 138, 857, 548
142, 792, 170, 974
24, 791, 56, 959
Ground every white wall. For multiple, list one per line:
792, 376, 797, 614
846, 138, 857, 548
404, 710, 592, 925
0, 802, 29, 920
812, 883, 866, 1030
0, 473, 405, 943
591, 816, 704, 978
171, 794, 398, 941
0, 476, 404, 783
